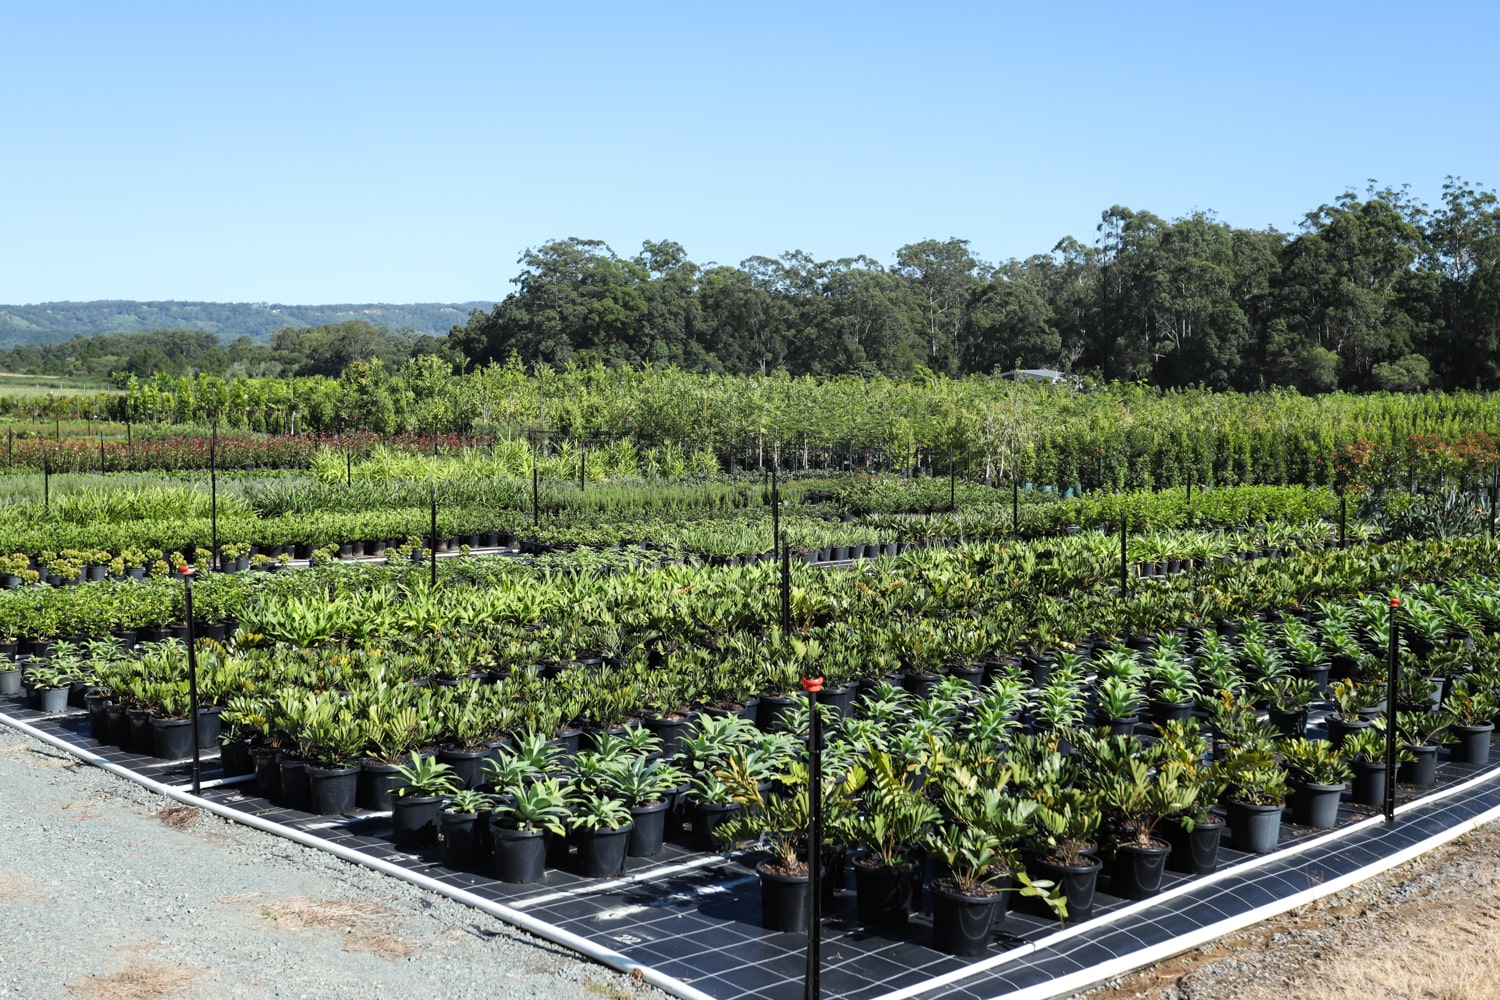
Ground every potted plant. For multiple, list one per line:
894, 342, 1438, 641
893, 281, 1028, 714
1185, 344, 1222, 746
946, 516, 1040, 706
1215, 748, 1288, 854
1153, 720, 1227, 875
1444, 684, 1497, 765
1325, 679, 1383, 749
1278, 737, 1351, 828
1028, 786, 1104, 919
391, 753, 460, 849
569, 791, 634, 878
1339, 727, 1412, 808
1092, 676, 1141, 736
441, 788, 494, 870
302, 711, 367, 817
23, 663, 72, 715
717, 758, 827, 934
608, 754, 676, 858
1260, 676, 1320, 738
491, 777, 570, 883
1098, 758, 1197, 898
1396, 709, 1454, 784
847, 748, 940, 927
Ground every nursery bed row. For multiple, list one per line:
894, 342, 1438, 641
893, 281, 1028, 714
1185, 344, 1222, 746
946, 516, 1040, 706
2, 691, 1496, 1000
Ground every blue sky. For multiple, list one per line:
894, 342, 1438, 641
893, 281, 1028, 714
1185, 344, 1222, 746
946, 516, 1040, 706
3, 1, 1496, 305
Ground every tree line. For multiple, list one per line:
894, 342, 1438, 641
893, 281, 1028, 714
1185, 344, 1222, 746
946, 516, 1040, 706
452, 178, 1500, 391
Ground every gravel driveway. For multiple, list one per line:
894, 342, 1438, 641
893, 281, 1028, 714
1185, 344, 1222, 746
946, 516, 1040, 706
0, 725, 666, 1000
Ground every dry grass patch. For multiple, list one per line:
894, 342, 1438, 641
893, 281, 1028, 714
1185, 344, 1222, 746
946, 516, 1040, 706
66, 960, 199, 999
258, 895, 417, 959
584, 971, 650, 1000
153, 806, 198, 830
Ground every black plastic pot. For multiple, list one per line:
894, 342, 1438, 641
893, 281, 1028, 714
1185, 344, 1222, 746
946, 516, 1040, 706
127, 707, 154, 754
1325, 716, 1373, 750
358, 761, 405, 812
438, 746, 490, 790
306, 764, 360, 816
150, 717, 195, 760
1162, 814, 1224, 875
0, 668, 21, 697
105, 703, 132, 749
1399, 744, 1439, 785
1148, 699, 1196, 726
643, 713, 698, 759
1267, 707, 1308, 739
250, 748, 283, 799
853, 855, 921, 927
1031, 855, 1103, 918
1111, 841, 1171, 899
220, 738, 253, 778
816, 683, 860, 722
441, 810, 484, 869
392, 794, 445, 849
756, 694, 800, 732
491, 824, 547, 883
278, 757, 311, 811
690, 801, 741, 852
195, 706, 222, 750
85, 694, 111, 742
1449, 723, 1495, 765
1288, 780, 1344, 829
930, 881, 1004, 956
627, 800, 668, 857
1227, 801, 1284, 853
757, 861, 811, 933
1350, 761, 1387, 807
574, 823, 633, 878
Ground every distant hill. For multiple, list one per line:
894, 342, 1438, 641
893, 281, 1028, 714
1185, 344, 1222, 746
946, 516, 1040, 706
0, 300, 494, 348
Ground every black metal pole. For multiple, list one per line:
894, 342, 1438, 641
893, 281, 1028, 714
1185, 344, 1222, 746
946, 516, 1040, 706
1385, 596, 1399, 823
1186, 469, 1192, 510
346, 450, 352, 487
803, 674, 823, 1000
430, 484, 439, 589
1339, 484, 1348, 549
43, 451, 49, 509
948, 446, 955, 511
1490, 467, 1497, 540
1120, 509, 1129, 598
99, 430, 106, 475
183, 567, 202, 796
532, 440, 540, 528
1011, 477, 1019, 534
780, 530, 791, 634
210, 423, 219, 572
771, 462, 780, 559
580, 440, 586, 493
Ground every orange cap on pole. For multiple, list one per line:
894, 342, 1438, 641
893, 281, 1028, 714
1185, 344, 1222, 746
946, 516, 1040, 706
801, 676, 824, 694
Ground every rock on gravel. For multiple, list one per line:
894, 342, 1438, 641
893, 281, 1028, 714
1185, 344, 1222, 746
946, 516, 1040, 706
0, 727, 667, 1000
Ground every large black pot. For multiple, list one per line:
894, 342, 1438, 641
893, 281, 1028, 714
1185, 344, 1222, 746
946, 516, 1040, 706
1350, 761, 1387, 807
1227, 801, 1284, 853
575, 823, 633, 878
1030, 855, 1103, 919
930, 881, 1004, 956
220, 738, 253, 778
627, 800, 668, 857
150, 717, 195, 760
441, 810, 484, 870
306, 764, 360, 816
358, 761, 405, 812
853, 855, 921, 927
492, 824, 547, 883
1325, 716, 1373, 750
690, 801, 741, 852
1399, 744, 1439, 785
250, 747, 282, 800
757, 861, 811, 933
105, 703, 132, 749
643, 713, 697, 758
1449, 723, 1495, 765
1111, 841, 1171, 899
1288, 780, 1344, 829
1162, 814, 1224, 875
438, 746, 490, 790
278, 757, 312, 811
195, 707, 222, 750
391, 794, 445, 849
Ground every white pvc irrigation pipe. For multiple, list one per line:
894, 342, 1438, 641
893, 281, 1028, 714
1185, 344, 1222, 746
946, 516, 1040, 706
0, 711, 716, 1000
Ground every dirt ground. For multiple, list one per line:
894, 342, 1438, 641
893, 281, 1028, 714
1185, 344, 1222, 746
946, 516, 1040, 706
1076, 822, 1500, 1000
